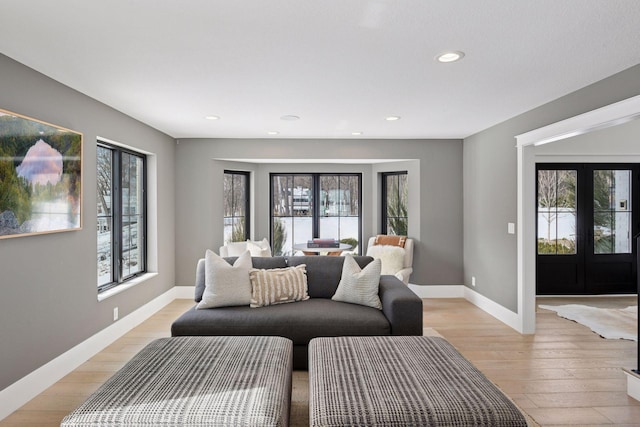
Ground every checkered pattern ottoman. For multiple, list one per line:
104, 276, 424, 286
61, 336, 292, 426
309, 336, 527, 426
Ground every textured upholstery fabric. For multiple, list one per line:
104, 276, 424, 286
250, 265, 309, 307
172, 299, 390, 347
177, 254, 421, 370
61, 336, 292, 427
332, 254, 382, 309
197, 250, 252, 309
194, 257, 287, 302
309, 336, 527, 427
378, 275, 424, 335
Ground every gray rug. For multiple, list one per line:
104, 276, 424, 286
540, 304, 638, 341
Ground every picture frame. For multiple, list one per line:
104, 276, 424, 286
0, 108, 82, 239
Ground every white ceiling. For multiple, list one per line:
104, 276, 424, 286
1, 1, 639, 140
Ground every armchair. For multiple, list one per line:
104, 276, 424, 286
219, 238, 272, 257
366, 236, 413, 285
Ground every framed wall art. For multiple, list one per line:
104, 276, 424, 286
0, 108, 82, 239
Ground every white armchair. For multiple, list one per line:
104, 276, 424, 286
220, 238, 272, 257
366, 236, 414, 285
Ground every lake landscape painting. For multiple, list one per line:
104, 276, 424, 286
0, 109, 82, 238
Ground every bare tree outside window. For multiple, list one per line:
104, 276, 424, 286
537, 169, 576, 254
382, 172, 408, 236
223, 171, 249, 243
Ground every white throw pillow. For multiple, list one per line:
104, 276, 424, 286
225, 241, 248, 257
246, 238, 272, 257
197, 249, 252, 309
367, 244, 405, 275
332, 253, 382, 310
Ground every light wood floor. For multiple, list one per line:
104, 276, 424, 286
1, 297, 639, 426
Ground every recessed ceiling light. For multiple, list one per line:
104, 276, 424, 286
280, 115, 300, 121
351, 132, 363, 136
204, 115, 220, 120
267, 131, 279, 135
435, 51, 465, 63
385, 116, 401, 121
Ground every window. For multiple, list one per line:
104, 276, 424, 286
382, 171, 408, 235
537, 169, 577, 255
97, 142, 146, 292
223, 170, 250, 243
270, 173, 361, 255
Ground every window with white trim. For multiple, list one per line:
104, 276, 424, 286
97, 142, 146, 292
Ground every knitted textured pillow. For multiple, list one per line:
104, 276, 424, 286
332, 253, 382, 310
249, 264, 309, 307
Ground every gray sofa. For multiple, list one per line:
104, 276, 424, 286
171, 255, 423, 369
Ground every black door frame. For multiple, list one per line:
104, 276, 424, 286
536, 163, 640, 295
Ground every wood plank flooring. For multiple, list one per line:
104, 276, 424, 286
1, 297, 638, 426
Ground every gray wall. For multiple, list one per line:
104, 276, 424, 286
0, 54, 176, 391
463, 64, 640, 312
175, 138, 463, 288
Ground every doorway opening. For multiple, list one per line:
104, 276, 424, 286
536, 163, 640, 295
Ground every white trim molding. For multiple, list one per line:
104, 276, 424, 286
464, 287, 520, 331
514, 94, 640, 335
408, 284, 464, 298
0, 286, 191, 421
625, 370, 640, 402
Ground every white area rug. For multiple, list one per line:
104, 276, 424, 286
539, 304, 638, 341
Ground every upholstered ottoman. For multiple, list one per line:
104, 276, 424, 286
61, 336, 292, 427
309, 336, 527, 426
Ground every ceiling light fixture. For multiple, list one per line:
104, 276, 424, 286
204, 115, 220, 120
351, 132, 363, 136
280, 115, 300, 121
385, 116, 401, 121
267, 131, 279, 135
436, 51, 465, 63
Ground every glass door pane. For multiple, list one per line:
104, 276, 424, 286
593, 170, 632, 254
537, 169, 577, 254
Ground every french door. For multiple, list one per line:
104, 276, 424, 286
537, 164, 640, 295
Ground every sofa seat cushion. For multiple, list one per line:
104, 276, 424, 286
171, 298, 390, 346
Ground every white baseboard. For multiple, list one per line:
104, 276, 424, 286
0, 284, 521, 421
463, 286, 520, 331
0, 286, 188, 421
409, 284, 464, 298
626, 370, 640, 402
409, 284, 520, 331
173, 285, 196, 299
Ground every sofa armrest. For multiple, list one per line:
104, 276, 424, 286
378, 275, 423, 336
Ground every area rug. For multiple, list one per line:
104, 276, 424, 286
539, 304, 638, 341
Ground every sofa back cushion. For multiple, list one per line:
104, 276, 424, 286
287, 256, 373, 298
194, 256, 287, 302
